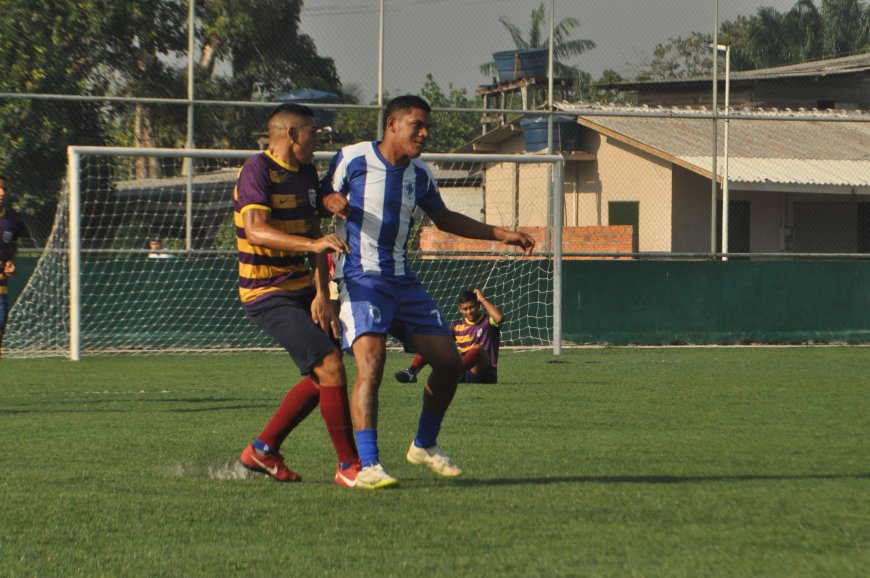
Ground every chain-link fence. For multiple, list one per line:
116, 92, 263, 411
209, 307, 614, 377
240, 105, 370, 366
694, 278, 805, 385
1, 0, 868, 257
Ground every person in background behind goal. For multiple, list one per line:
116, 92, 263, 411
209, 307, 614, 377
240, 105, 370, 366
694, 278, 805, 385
396, 288, 502, 385
320, 95, 535, 488
234, 103, 365, 489
147, 237, 175, 259
0, 175, 23, 357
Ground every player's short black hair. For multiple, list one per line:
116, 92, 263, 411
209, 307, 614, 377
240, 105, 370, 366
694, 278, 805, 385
457, 290, 477, 304
383, 95, 431, 130
269, 103, 315, 123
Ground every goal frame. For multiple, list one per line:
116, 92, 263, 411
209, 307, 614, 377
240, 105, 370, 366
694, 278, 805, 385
66, 146, 564, 360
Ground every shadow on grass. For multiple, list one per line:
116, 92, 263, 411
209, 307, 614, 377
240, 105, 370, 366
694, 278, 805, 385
453, 472, 870, 486
0, 400, 275, 415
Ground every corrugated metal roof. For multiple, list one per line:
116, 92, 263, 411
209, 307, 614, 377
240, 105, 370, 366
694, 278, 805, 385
679, 157, 870, 187
554, 103, 870, 190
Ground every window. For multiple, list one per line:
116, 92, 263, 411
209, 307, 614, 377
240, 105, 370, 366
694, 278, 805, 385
609, 201, 639, 253
717, 200, 751, 254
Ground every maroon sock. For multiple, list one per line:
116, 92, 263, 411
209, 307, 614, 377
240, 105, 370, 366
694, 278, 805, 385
410, 354, 427, 372
461, 348, 482, 370
258, 376, 320, 451
319, 385, 359, 464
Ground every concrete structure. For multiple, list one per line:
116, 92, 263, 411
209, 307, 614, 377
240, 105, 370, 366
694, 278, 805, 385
457, 105, 870, 255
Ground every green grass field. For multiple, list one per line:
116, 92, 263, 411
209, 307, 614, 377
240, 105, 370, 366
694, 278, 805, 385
1, 347, 867, 577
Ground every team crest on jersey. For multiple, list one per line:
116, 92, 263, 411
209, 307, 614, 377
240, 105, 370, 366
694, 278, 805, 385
269, 170, 286, 184
403, 180, 415, 200
476, 328, 483, 338
308, 188, 317, 207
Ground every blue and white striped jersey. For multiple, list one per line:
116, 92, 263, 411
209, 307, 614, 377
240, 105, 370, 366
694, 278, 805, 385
322, 141, 447, 279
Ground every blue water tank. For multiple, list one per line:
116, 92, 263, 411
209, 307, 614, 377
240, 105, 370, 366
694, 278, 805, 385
492, 48, 549, 83
518, 115, 579, 152
275, 89, 340, 128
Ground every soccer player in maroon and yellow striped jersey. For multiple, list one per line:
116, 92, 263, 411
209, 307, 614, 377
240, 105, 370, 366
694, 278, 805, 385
395, 288, 503, 384
234, 104, 367, 488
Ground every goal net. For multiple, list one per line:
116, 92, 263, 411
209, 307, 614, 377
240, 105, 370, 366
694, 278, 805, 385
5, 148, 562, 358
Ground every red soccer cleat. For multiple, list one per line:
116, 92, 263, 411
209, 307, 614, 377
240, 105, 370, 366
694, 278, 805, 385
334, 460, 362, 488
239, 444, 302, 482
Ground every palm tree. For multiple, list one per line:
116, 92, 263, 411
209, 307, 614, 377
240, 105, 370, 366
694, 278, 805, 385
821, 0, 869, 57
480, 3, 595, 81
730, 0, 867, 71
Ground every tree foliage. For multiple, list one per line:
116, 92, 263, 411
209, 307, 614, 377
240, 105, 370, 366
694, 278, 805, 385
419, 75, 481, 152
643, 32, 716, 80
333, 75, 481, 153
0, 0, 342, 242
636, 0, 869, 81
0, 0, 111, 242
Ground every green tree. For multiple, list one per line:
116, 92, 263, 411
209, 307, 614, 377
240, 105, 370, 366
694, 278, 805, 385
635, 0, 869, 80
193, 0, 344, 152
726, 0, 867, 71
333, 76, 482, 153
0, 0, 109, 243
419, 75, 481, 152
0, 0, 343, 242
98, 0, 189, 177
645, 32, 715, 80
480, 3, 596, 86
821, 0, 870, 56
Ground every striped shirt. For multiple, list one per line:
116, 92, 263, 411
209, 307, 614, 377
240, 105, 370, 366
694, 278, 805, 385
322, 141, 446, 279
0, 208, 23, 296
453, 311, 501, 367
234, 151, 318, 306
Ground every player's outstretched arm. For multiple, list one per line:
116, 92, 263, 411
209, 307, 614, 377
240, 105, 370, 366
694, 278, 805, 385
243, 208, 348, 254
428, 208, 535, 255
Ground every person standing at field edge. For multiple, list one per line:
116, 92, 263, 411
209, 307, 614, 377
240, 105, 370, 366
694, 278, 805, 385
0, 175, 23, 357
234, 103, 370, 488
320, 94, 535, 487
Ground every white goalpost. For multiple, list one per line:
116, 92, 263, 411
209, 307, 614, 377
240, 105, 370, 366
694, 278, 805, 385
5, 147, 563, 359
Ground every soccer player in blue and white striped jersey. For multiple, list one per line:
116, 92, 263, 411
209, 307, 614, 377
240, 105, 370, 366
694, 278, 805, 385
321, 95, 535, 487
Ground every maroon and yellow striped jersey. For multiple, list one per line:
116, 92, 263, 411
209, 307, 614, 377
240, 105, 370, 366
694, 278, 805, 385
234, 151, 319, 306
452, 311, 501, 367
0, 207, 23, 296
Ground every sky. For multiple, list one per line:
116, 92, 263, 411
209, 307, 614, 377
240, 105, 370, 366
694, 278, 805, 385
300, 0, 800, 101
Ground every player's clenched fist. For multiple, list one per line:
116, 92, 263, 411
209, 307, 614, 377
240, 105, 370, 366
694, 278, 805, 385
498, 230, 536, 255
322, 192, 350, 218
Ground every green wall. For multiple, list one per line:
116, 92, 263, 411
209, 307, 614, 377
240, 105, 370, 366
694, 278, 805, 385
8, 255, 869, 345
562, 260, 870, 345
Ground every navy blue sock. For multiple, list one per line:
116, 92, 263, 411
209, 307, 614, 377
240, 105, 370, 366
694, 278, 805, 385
355, 429, 380, 467
252, 438, 274, 455
414, 409, 444, 449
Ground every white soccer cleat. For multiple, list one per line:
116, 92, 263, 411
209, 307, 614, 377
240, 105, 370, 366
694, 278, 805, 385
355, 463, 398, 489
406, 442, 463, 478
